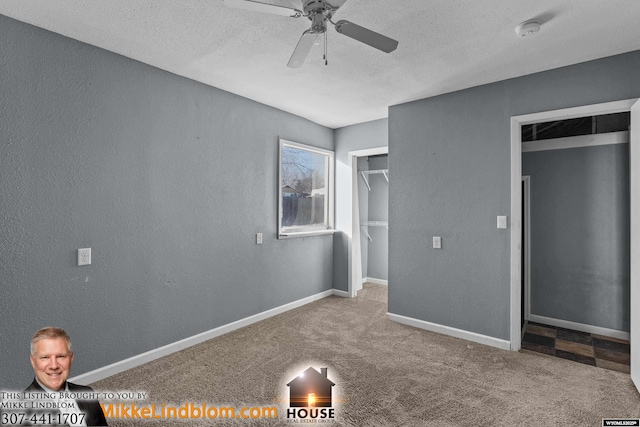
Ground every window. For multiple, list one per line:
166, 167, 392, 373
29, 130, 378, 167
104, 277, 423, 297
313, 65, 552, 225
278, 139, 334, 238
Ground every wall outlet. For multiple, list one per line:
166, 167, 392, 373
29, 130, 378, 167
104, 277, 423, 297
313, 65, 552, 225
256, 233, 263, 245
78, 248, 91, 266
433, 236, 442, 249
497, 216, 508, 229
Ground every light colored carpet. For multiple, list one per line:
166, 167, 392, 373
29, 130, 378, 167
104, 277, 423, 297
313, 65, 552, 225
93, 284, 640, 426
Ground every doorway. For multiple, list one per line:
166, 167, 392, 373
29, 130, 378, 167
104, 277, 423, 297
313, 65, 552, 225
521, 113, 630, 340
348, 146, 388, 298
510, 99, 640, 392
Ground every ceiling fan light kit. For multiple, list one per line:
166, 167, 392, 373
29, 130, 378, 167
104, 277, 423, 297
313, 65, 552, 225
223, 0, 399, 68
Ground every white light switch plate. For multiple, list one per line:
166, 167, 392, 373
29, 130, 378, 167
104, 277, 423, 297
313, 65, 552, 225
256, 233, 263, 245
78, 248, 91, 266
497, 216, 508, 229
433, 236, 442, 249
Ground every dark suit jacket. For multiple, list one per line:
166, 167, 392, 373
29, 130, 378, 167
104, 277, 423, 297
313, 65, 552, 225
23, 379, 108, 426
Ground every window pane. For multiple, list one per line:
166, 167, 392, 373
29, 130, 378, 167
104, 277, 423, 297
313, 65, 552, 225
282, 145, 327, 228
279, 140, 334, 237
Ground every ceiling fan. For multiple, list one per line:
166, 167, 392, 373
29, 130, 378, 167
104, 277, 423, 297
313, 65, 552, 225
223, 0, 399, 68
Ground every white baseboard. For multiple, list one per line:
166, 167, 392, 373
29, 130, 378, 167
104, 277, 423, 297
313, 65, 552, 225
528, 314, 630, 341
387, 312, 511, 351
332, 289, 350, 298
70, 289, 335, 385
362, 277, 388, 286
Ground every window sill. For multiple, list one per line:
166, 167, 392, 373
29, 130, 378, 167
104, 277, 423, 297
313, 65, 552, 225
278, 229, 336, 239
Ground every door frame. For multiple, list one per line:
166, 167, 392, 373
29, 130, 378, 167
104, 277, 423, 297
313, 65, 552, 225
348, 146, 389, 298
521, 175, 531, 334
630, 99, 639, 391
509, 98, 638, 352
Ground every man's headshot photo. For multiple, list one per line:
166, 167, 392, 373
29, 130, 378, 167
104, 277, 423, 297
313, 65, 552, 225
24, 327, 108, 426
29, 327, 75, 393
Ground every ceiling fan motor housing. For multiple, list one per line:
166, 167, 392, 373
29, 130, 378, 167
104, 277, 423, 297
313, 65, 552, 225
304, 0, 332, 33
303, 0, 327, 13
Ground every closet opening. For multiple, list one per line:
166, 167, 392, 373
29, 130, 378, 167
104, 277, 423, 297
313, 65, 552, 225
348, 147, 388, 298
357, 154, 389, 292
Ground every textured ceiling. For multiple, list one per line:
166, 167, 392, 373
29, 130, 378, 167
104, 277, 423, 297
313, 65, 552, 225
1, 0, 639, 128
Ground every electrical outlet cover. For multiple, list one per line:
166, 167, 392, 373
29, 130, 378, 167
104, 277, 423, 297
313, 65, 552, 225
78, 248, 91, 266
497, 216, 508, 229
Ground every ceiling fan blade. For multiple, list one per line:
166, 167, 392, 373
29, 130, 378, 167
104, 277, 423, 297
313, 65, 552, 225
223, 0, 301, 17
334, 20, 398, 53
288, 30, 318, 68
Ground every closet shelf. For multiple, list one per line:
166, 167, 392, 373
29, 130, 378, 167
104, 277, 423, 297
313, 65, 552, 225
362, 221, 388, 227
360, 169, 388, 191
361, 221, 388, 242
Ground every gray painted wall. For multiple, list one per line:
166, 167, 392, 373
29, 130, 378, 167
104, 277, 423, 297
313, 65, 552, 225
389, 50, 640, 341
365, 155, 388, 281
0, 15, 334, 389
334, 119, 388, 292
523, 144, 630, 331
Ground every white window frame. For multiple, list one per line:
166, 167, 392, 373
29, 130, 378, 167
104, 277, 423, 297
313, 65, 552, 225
278, 138, 335, 239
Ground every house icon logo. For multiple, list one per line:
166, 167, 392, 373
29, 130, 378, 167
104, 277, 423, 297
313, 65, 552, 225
286, 367, 336, 420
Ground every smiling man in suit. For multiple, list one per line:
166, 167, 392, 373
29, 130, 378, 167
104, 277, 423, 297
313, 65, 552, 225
24, 327, 108, 426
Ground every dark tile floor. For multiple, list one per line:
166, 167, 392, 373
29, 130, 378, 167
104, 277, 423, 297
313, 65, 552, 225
522, 322, 630, 374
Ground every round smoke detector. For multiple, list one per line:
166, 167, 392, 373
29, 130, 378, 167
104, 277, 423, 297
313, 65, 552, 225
515, 20, 541, 37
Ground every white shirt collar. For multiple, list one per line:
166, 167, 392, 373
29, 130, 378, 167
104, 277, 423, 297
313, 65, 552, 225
34, 377, 68, 394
